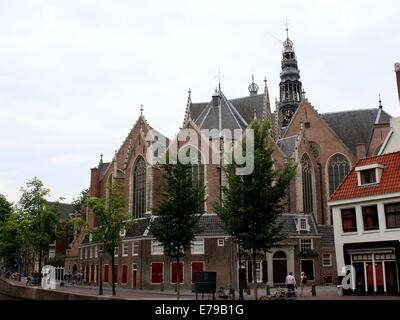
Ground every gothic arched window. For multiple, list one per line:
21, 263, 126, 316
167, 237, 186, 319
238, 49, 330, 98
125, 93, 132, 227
328, 154, 350, 195
132, 157, 146, 218
301, 154, 313, 213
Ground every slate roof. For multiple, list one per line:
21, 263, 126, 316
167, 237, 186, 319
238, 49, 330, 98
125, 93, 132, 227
47, 202, 73, 221
318, 224, 335, 248
277, 213, 319, 235
329, 151, 400, 202
126, 218, 151, 238
99, 162, 111, 181
193, 91, 248, 132
321, 108, 391, 156
229, 94, 264, 124
276, 135, 297, 158
190, 92, 265, 133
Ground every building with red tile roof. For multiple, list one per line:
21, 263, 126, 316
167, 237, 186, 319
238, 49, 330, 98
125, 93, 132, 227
328, 151, 400, 295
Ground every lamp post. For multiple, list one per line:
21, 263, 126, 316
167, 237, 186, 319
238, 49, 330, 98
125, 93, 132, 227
98, 248, 103, 295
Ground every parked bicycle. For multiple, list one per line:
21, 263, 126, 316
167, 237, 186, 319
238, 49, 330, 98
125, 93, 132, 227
216, 285, 236, 300
259, 286, 296, 300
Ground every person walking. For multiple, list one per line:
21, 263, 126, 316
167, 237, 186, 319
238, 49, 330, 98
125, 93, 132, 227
285, 272, 296, 297
300, 272, 307, 297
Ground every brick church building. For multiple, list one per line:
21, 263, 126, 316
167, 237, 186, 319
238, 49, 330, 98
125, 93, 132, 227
65, 32, 395, 291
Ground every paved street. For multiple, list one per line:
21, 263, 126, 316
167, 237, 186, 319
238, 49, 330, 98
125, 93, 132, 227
6, 278, 400, 300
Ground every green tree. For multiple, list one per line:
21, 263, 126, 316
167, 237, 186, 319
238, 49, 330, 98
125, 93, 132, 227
215, 120, 297, 300
148, 152, 205, 300
47, 254, 65, 267
86, 182, 134, 296
0, 194, 13, 223
18, 177, 60, 275
0, 212, 24, 269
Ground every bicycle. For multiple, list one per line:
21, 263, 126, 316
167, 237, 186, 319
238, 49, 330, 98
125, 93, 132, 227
259, 287, 296, 300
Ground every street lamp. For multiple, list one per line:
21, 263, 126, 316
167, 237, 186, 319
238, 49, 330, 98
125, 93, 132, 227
98, 248, 103, 295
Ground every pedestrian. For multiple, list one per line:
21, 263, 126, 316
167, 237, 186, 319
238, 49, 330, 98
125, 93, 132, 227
284, 272, 296, 297
72, 273, 77, 287
300, 272, 307, 297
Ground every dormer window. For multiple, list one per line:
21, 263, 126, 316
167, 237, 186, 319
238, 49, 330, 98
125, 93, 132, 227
300, 218, 307, 231
355, 163, 385, 186
361, 169, 376, 184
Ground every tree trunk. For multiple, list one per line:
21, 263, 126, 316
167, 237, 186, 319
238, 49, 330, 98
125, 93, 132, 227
111, 252, 116, 296
252, 250, 258, 300
176, 256, 180, 300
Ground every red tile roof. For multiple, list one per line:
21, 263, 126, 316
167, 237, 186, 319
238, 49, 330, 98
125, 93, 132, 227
329, 151, 400, 202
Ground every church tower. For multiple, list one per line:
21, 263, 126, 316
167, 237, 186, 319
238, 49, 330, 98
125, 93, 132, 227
279, 28, 302, 127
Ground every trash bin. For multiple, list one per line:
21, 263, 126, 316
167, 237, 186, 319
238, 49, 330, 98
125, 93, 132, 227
337, 285, 343, 296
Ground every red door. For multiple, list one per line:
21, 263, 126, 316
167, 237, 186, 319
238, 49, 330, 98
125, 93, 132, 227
104, 265, 109, 283
122, 265, 128, 284
90, 265, 95, 282
151, 263, 163, 283
171, 262, 184, 284
191, 262, 204, 283
114, 265, 119, 284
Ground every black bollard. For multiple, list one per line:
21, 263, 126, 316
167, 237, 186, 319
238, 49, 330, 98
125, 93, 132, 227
312, 284, 316, 296
266, 285, 270, 296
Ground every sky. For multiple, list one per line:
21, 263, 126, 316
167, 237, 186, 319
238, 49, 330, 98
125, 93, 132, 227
0, 0, 399, 204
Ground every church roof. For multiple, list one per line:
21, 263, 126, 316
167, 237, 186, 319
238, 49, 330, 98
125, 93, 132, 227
193, 90, 248, 132
189, 92, 264, 132
99, 162, 111, 181
276, 135, 297, 158
229, 94, 264, 124
321, 108, 391, 156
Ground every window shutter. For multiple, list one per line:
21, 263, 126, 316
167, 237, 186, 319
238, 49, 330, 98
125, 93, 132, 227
262, 261, 268, 283
247, 261, 253, 283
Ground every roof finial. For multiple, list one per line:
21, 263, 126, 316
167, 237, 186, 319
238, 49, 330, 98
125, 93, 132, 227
99, 153, 103, 166
140, 104, 144, 116
248, 72, 259, 96
378, 94, 383, 108
214, 68, 224, 91
284, 18, 290, 39
188, 88, 191, 99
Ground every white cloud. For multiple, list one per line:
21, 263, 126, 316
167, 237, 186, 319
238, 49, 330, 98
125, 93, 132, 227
0, 0, 399, 202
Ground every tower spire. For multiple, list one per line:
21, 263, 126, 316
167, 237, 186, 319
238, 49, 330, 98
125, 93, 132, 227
279, 25, 302, 127
378, 94, 383, 108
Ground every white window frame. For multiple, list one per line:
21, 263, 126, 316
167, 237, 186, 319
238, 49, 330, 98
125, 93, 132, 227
255, 261, 263, 283
49, 248, 56, 258
132, 240, 139, 256
300, 239, 313, 251
217, 239, 225, 247
89, 246, 92, 259
191, 239, 205, 254
80, 248, 83, 259
84, 247, 87, 259
114, 246, 119, 257
300, 218, 307, 231
122, 242, 129, 256
95, 246, 98, 258
322, 253, 332, 267
151, 240, 164, 255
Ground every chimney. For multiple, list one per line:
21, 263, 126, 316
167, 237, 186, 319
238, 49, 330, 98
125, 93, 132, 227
356, 143, 367, 160
395, 63, 400, 103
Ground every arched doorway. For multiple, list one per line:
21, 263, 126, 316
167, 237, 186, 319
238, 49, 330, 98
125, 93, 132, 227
273, 251, 287, 284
